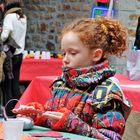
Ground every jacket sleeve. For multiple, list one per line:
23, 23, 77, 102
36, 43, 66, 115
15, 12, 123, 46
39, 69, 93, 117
25, 102, 47, 126
1, 15, 13, 41
50, 107, 123, 140
49, 79, 131, 140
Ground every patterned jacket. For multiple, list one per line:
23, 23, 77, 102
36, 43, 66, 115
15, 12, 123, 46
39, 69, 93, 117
31, 60, 132, 140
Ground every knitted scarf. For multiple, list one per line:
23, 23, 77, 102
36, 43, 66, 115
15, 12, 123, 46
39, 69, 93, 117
61, 60, 116, 88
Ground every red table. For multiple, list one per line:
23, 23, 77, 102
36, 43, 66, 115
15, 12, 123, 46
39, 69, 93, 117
16, 74, 140, 112
20, 58, 62, 81
96, 0, 109, 2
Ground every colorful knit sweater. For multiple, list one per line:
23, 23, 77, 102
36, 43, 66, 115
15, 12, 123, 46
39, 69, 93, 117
31, 60, 132, 140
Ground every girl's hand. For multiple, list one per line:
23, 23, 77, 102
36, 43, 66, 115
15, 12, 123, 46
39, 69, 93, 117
43, 111, 63, 125
12, 105, 43, 118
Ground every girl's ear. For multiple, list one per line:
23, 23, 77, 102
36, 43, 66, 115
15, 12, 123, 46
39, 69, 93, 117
91, 48, 103, 62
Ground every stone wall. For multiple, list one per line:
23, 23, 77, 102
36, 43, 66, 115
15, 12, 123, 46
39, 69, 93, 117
24, 0, 140, 74
24, 0, 92, 53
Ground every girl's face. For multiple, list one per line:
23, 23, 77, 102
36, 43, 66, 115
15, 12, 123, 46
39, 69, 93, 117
61, 31, 94, 69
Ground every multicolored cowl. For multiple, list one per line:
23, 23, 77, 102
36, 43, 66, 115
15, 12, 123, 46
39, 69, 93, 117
32, 60, 132, 140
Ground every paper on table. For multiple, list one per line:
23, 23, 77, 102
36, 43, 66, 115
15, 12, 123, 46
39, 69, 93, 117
34, 51, 40, 59
30, 130, 63, 138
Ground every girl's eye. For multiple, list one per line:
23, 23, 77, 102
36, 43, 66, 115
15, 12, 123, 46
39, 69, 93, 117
71, 52, 77, 55
61, 52, 66, 56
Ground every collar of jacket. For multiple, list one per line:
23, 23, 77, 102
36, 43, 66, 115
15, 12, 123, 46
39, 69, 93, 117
60, 60, 116, 88
5, 7, 22, 16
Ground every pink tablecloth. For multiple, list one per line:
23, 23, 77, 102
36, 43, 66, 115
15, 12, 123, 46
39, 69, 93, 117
16, 74, 140, 112
20, 58, 62, 81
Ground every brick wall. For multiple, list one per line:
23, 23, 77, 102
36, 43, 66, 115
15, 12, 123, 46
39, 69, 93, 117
24, 0, 140, 74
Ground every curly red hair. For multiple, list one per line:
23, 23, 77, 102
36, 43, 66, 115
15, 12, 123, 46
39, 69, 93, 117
60, 16, 127, 57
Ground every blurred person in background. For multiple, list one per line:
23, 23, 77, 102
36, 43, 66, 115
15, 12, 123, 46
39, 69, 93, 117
0, 0, 5, 28
1, 0, 27, 116
134, 16, 140, 50
0, 0, 6, 110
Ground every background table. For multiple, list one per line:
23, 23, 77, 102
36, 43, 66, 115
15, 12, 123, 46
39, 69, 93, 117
15, 74, 140, 112
115, 74, 140, 111
20, 58, 62, 81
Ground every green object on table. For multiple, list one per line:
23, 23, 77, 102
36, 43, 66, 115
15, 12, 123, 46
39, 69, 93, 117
24, 125, 96, 140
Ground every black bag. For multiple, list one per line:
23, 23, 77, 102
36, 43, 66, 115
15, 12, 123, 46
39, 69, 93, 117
4, 36, 20, 49
3, 36, 21, 54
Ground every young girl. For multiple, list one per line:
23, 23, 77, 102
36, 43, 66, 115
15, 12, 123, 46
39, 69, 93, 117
13, 16, 131, 140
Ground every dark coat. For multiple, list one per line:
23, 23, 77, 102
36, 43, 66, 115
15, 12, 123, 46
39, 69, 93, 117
134, 17, 140, 49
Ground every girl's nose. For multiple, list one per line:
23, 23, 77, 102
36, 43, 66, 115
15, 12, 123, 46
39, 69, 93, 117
63, 55, 69, 65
